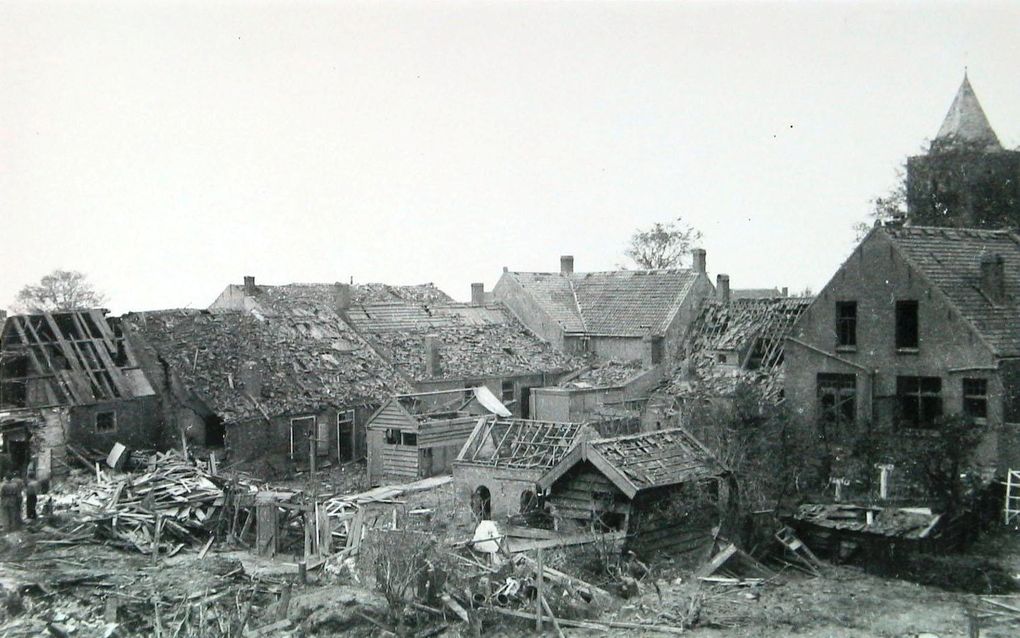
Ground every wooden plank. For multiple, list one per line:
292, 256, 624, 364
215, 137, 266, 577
508, 531, 625, 554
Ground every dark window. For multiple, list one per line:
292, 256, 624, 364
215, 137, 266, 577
897, 376, 942, 429
963, 378, 988, 421
401, 432, 417, 446
816, 373, 856, 439
385, 429, 400, 445
836, 301, 857, 348
896, 300, 919, 349
501, 380, 515, 404
95, 411, 116, 433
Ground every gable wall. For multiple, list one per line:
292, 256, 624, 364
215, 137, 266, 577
493, 274, 567, 349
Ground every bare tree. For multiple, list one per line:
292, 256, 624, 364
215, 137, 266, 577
15, 269, 107, 313
624, 217, 703, 269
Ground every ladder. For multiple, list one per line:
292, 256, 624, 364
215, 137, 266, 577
775, 525, 823, 575
1005, 470, 1020, 526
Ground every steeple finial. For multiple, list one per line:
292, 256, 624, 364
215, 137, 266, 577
933, 73, 1002, 151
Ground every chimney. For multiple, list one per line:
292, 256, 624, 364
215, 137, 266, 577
782, 286, 789, 297
243, 276, 256, 296
424, 335, 443, 378
471, 283, 485, 306
642, 334, 664, 368
334, 282, 352, 313
716, 274, 730, 304
560, 255, 574, 275
981, 253, 1006, 304
692, 248, 706, 274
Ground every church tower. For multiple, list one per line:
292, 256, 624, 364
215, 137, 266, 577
906, 74, 1020, 229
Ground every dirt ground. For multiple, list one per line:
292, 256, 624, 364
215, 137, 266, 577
4, 465, 1020, 637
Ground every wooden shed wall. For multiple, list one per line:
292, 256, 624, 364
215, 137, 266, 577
546, 461, 631, 531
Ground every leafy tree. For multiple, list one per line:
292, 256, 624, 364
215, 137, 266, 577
14, 269, 107, 313
853, 165, 907, 241
625, 217, 703, 270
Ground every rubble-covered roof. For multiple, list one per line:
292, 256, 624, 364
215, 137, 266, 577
1, 310, 154, 407
537, 427, 725, 498
884, 226, 1020, 356
347, 302, 581, 382
732, 288, 783, 300
666, 297, 812, 400
933, 74, 1001, 151
558, 360, 644, 389
792, 503, 942, 540
588, 428, 724, 491
124, 309, 409, 423
456, 416, 590, 470
505, 269, 703, 337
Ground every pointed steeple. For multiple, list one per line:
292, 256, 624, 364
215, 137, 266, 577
933, 73, 1002, 151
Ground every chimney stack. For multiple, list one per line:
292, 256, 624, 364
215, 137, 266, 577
424, 335, 443, 378
560, 255, 574, 275
243, 276, 256, 296
981, 253, 1006, 304
692, 248, 707, 274
782, 286, 789, 297
471, 283, 485, 306
717, 274, 731, 304
334, 282, 352, 313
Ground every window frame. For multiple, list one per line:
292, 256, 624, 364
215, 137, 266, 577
895, 300, 920, 351
501, 379, 515, 404
816, 373, 857, 439
337, 409, 355, 460
835, 301, 858, 350
962, 378, 988, 424
896, 376, 942, 430
289, 415, 317, 459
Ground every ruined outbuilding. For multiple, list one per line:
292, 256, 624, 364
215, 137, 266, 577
0, 310, 160, 477
365, 387, 511, 484
536, 428, 729, 557
123, 308, 408, 476
530, 359, 663, 431
494, 251, 715, 363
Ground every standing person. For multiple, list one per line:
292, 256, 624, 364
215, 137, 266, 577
24, 476, 39, 521
0, 475, 16, 532
8, 474, 24, 531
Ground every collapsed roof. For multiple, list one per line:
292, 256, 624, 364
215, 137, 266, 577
124, 309, 409, 424
667, 296, 812, 400
456, 416, 592, 470
1, 310, 154, 407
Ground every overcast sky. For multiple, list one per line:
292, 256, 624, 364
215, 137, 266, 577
3, 1, 1019, 314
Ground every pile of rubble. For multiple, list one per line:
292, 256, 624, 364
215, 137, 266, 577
68, 451, 226, 555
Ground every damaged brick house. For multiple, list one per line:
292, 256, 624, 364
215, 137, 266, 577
212, 277, 582, 420
654, 288, 813, 429
493, 251, 715, 364
785, 224, 1020, 497
0, 310, 160, 478
123, 307, 407, 476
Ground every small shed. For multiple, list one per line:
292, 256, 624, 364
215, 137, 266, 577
367, 387, 510, 484
537, 428, 729, 558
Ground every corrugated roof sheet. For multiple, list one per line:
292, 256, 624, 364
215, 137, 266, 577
507, 269, 702, 337
885, 225, 1020, 356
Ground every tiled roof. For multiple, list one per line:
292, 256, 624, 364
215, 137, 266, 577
933, 75, 1001, 151
588, 428, 724, 491
125, 309, 408, 423
507, 269, 703, 337
884, 226, 1020, 356
348, 302, 581, 381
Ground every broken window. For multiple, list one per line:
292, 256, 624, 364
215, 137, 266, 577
385, 429, 400, 445
836, 301, 857, 348
963, 378, 988, 422
95, 411, 116, 433
897, 376, 942, 430
895, 300, 919, 350
816, 373, 856, 439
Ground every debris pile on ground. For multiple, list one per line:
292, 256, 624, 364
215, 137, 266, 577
70, 451, 225, 554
